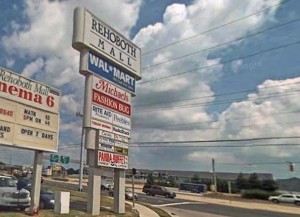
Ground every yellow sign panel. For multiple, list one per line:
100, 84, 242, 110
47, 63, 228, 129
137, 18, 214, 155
14, 125, 57, 152
0, 120, 14, 146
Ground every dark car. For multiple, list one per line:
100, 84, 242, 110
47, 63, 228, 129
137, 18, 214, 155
24, 186, 55, 209
142, 184, 176, 198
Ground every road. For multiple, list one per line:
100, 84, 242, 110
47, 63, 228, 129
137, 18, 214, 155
45, 180, 300, 217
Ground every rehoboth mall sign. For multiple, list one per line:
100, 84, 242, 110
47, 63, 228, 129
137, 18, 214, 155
72, 7, 141, 170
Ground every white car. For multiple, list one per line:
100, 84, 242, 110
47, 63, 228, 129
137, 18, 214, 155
269, 194, 300, 206
0, 175, 31, 210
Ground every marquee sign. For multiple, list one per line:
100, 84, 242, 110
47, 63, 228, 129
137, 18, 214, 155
0, 67, 60, 152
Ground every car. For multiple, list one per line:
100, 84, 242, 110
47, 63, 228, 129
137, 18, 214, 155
142, 184, 176, 198
109, 187, 138, 200
101, 180, 113, 190
0, 175, 31, 210
24, 186, 55, 209
268, 194, 300, 206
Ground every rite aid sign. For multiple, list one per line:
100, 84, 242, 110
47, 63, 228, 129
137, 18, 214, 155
72, 7, 141, 80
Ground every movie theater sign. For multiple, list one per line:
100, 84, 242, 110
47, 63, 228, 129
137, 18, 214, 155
0, 67, 60, 152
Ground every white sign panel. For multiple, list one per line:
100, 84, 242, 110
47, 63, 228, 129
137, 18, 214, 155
91, 119, 113, 132
99, 143, 114, 152
93, 76, 131, 104
112, 112, 131, 130
114, 140, 128, 149
114, 134, 129, 143
91, 104, 113, 124
99, 136, 114, 146
112, 126, 130, 138
99, 130, 114, 139
72, 7, 141, 80
97, 151, 128, 169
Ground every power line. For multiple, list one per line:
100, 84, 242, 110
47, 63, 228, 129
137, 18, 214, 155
217, 161, 300, 166
131, 136, 300, 145
142, 18, 300, 70
139, 40, 300, 84
134, 89, 300, 113
129, 143, 300, 148
142, 0, 292, 55
134, 116, 300, 131
134, 80, 300, 107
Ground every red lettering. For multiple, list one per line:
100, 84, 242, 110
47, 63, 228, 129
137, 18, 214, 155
46, 96, 54, 107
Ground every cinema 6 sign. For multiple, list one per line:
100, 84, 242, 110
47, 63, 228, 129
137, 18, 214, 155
0, 67, 60, 152
72, 7, 141, 80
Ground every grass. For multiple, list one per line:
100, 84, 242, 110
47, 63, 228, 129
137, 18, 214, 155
0, 185, 137, 217
138, 202, 171, 217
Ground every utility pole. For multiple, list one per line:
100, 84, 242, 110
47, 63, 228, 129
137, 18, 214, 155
76, 112, 85, 191
212, 158, 217, 192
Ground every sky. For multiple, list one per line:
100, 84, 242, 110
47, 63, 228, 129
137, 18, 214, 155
0, 0, 299, 179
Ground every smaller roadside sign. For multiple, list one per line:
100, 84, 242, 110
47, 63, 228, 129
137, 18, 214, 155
50, 154, 59, 163
60, 156, 70, 164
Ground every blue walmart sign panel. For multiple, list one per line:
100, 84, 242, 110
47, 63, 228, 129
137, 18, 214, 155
88, 51, 136, 94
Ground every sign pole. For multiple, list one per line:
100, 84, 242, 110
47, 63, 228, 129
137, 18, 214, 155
30, 151, 43, 214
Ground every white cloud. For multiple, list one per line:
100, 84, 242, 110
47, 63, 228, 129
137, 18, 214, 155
6, 58, 15, 68
22, 57, 44, 77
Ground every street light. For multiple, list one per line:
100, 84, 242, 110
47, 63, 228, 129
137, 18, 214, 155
76, 112, 85, 191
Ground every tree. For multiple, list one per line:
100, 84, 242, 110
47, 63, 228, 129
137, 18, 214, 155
261, 179, 278, 191
248, 173, 261, 189
235, 173, 248, 190
67, 168, 76, 175
167, 176, 176, 187
191, 173, 200, 183
146, 173, 154, 185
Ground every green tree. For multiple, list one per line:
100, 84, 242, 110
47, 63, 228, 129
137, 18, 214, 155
167, 176, 176, 187
235, 173, 248, 190
146, 173, 154, 185
248, 173, 261, 189
261, 179, 278, 191
191, 173, 200, 183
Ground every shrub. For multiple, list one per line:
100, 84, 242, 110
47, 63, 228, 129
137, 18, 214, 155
241, 189, 280, 200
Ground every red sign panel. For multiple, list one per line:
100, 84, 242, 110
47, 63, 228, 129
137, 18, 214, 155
92, 89, 131, 116
97, 151, 128, 169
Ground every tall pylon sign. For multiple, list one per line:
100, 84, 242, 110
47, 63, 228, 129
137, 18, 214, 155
72, 7, 141, 215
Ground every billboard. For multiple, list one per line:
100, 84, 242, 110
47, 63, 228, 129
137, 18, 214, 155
72, 7, 141, 80
0, 68, 60, 152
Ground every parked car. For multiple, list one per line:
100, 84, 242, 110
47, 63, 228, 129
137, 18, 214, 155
101, 180, 113, 190
24, 186, 54, 209
269, 194, 300, 206
0, 175, 31, 210
109, 187, 138, 200
142, 184, 176, 198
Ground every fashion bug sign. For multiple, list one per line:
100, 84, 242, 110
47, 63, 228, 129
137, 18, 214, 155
0, 68, 60, 152
72, 7, 141, 80
97, 150, 128, 169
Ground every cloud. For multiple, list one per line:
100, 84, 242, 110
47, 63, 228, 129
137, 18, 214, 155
22, 57, 44, 77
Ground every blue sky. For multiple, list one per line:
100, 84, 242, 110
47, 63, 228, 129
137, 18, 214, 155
0, 0, 300, 179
